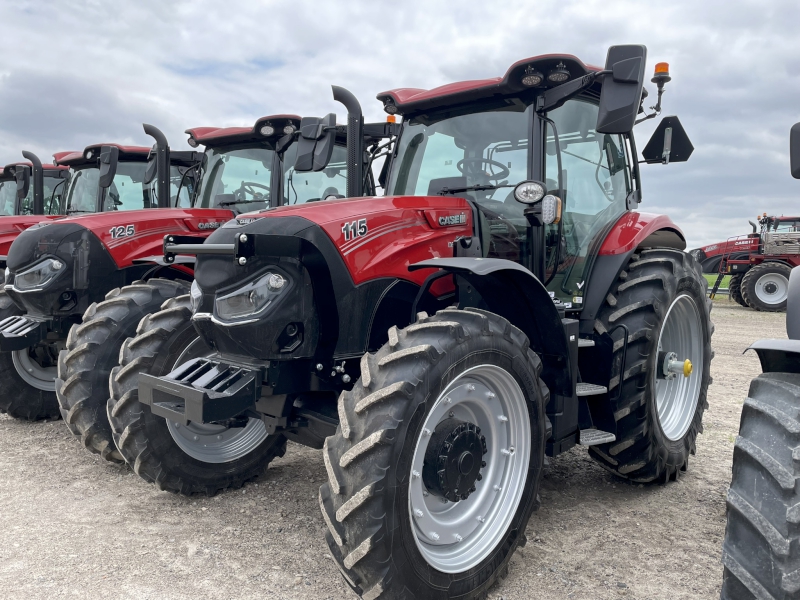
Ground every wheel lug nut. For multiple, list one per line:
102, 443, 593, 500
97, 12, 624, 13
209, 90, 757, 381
422, 428, 431, 436
422, 490, 429, 497
498, 415, 508, 422
454, 534, 463, 542
449, 411, 454, 418
429, 532, 440, 541
443, 397, 451, 404
494, 485, 502, 492
476, 474, 482, 481
481, 461, 487, 468
413, 509, 423, 518
467, 384, 475, 392
486, 392, 495, 399
477, 516, 485, 523
412, 470, 420, 479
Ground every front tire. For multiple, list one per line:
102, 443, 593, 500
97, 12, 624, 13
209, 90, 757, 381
741, 262, 791, 312
590, 248, 713, 483
728, 274, 748, 307
321, 308, 547, 599
0, 291, 61, 421
56, 278, 189, 463
721, 373, 800, 599
107, 295, 287, 496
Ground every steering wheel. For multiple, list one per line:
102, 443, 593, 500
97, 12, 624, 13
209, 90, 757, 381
456, 158, 510, 183
236, 181, 270, 202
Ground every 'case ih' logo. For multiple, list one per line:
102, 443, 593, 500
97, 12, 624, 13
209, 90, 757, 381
438, 213, 466, 226
198, 222, 223, 230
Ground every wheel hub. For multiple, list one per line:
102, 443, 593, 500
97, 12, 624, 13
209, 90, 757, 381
422, 418, 487, 502
764, 282, 779, 295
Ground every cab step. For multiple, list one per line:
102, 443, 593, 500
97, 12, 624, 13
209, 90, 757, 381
578, 338, 595, 348
579, 429, 616, 446
576, 382, 607, 396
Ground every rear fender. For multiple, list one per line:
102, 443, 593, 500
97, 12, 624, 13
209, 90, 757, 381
409, 257, 572, 396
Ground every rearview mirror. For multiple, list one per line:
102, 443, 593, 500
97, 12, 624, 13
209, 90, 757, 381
294, 113, 336, 172
791, 122, 800, 179
14, 165, 30, 201
641, 116, 694, 164
596, 45, 647, 134
98, 145, 120, 189
144, 156, 157, 184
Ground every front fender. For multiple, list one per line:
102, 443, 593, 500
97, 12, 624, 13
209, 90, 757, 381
598, 212, 685, 256
410, 257, 572, 396
746, 340, 800, 374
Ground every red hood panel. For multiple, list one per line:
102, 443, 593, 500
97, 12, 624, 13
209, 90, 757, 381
50, 208, 235, 269
0, 215, 64, 257
242, 195, 474, 286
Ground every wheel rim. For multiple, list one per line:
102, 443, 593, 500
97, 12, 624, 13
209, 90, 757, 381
408, 364, 531, 573
12, 346, 57, 392
164, 337, 269, 464
654, 294, 704, 441
754, 272, 788, 305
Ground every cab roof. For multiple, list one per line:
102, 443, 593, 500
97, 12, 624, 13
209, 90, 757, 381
186, 114, 302, 148
54, 144, 152, 167
1, 160, 70, 180
377, 53, 601, 116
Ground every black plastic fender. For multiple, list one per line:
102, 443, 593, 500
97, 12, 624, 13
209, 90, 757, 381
409, 257, 572, 396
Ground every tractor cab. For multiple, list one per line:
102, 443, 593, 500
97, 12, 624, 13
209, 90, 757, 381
186, 114, 393, 214
0, 159, 70, 216
378, 51, 692, 309
54, 143, 197, 215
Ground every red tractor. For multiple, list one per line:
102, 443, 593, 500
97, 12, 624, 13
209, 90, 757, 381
114, 45, 713, 599
0, 114, 393, 465
693, 203, 800, 311
0, 153, 71, 285
0, 132, 205, 422
719, 122, 800, 599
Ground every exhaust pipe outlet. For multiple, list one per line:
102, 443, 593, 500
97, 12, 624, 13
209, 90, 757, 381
749, 220, 757, 233
332, 86, 364, 198
21, 151, 44, 215
143, 123, 171, 208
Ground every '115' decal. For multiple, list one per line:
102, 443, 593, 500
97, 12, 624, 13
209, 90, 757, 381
342, 219, 367, 242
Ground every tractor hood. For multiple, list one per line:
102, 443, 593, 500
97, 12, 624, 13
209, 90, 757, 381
0, 214, 65, 261
191, 194, 472, 360
5, 207, 233, 317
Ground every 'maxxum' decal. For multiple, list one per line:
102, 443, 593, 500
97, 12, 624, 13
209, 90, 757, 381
438, 213, 466, 226
342, 219, 368, 242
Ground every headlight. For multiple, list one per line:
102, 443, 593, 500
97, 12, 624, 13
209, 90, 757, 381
513, 180, 546, 204
190, 280, 202, 313
215, 271, 288, 321
13, 258, 64, 291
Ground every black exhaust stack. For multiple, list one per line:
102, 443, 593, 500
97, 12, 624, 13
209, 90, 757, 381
143, 124, 171, 208
21, 151, 44, 215
332, 86, 364, 198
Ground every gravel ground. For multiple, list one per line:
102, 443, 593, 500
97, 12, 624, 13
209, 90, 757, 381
0, 298, 785, 600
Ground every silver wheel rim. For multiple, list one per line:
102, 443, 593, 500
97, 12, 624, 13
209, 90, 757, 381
12, 348, 56, 392
164, 337, 269, 463
754, 272, 788, 305
654, 294, 704, 441
408, 364, 531, 573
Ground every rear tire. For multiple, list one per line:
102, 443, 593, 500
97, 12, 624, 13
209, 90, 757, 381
721, 373, 800, 599
0, 291, 61, 421
56, 278, 189, 463
321, 308, 547, 599
107, 295, 287, 496
590, 248, 713, 483
729, 274, 748, 307
742, 262, 791, 312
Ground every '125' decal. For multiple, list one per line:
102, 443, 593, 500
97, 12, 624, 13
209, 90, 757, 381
110, 225, 135, 239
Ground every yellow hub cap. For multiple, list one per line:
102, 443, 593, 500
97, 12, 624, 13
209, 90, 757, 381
683, 359, 693, 378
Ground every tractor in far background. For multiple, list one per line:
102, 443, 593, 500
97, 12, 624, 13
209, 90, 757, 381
693, 126, 800, 312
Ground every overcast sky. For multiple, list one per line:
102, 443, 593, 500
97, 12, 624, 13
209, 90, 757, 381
1, 0, 798, 248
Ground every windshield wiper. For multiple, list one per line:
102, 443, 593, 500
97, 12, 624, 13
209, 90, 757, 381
217, 199, 267, 207
439, 183, 512, 195
66, 209, 94, 214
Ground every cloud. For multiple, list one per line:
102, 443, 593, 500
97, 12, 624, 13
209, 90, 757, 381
0, 0, 798, 248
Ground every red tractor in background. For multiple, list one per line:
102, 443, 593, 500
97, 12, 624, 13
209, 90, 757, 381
0, 153, 71, 284
118, 46, 712, 599
0, 113, 394, 466
692, 200, 800, 311
0, 131, 204, 422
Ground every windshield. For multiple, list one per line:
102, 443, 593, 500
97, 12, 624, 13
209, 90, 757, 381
195, 145, 274, 211
0, 180, 16, 215
64, 167, 99, 214
281, 144, 349, 204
